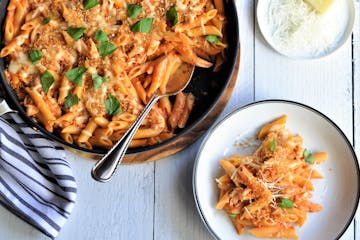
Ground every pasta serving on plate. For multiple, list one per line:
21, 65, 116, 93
0, 0, 227, 149
216, 115, 328, 239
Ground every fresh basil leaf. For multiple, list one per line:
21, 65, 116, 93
29, 50, 43, 63
304, 149, 315, 164
98, 41, 118, 59
126, 4, 143, 20
42, 17, 51, 25
205, 35, 219, 43
278, 198, 293, 208
270, 137, 276, 152
92, 74, 108, 90
41, 71, 54, 94
66, 27, 86, 41
130, 18, 153, 33
228, 213, 238, 218
65, 67, 87, 86
64, 92, 80, 108
83, 0, 99, 10
105, 94, 121, 116
166, 6, 178, 26
94, 30, 108, 41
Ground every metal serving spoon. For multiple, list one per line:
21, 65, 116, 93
91, 63, 195, 182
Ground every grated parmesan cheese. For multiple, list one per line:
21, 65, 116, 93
266, 0, 348, 58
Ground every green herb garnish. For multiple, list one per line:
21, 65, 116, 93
205, 35, 219, 43
64, 92, 80, 108
92, 74, 108, 89
166, 6, 178, 26
105, 94, 121, 116
270, 137, 276, 152
304, 149, 315, 164
98, 41, 118, 59
94, 30, 108, 42
65, 67, 87, 86
66, 27, 86, 41
29, 50, 43, 63
83, 0, 99, 10
126, 4, 143, 20
41, 71, 54, 94
42, 17, 51, 25
228, 213, 238, 218
278, 198, 293, 208
130, 18, 153, 33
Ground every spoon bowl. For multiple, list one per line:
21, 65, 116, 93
91, 63, 195, 182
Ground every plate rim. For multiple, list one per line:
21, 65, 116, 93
192, 99, 360, 240
256, 0, 355, 60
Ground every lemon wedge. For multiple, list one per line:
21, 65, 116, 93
304, 0, 334, 13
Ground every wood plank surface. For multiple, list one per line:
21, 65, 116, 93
353, 2, 360, 240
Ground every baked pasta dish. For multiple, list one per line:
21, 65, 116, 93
0, 0, 227, 149
216, 115, 328, 239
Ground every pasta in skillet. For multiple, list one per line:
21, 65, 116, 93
1, 0, 227, 149
216, 115, 328, 239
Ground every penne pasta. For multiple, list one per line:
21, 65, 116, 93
2, 0, 227, 149
216, 116, 327, 238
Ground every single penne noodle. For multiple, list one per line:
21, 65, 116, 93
61, 132, 74, 144
94, 116, 110, 128
133, 127, 164, 139
94, 127, 113, 137
213, 0, 225, 15
257, 115, 287, 139
26, 87, 56, 122
109, 130, 126, 142
178, 93, 195, 128
116, 113, 137, 122
168, 92, 186, 129
62, 125, 82, 134
128, 139, 148, 148
147, 56, 168, 96
158, 97, 172, 116
36, 112, 54, 132
77, 118, 97, 144
4, 9, 16, 43
89, 136, 113, 149
188, 25, 223, 37
20, 17, 40, 30
175, 42, 213, 68
131, 78, 147, 104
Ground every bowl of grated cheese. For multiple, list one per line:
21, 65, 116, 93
256, 0, 355, 59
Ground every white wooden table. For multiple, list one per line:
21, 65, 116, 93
0, 1, 359, 239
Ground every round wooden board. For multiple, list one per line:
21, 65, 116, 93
123, 49, 240, 164
70, 48, 240, 163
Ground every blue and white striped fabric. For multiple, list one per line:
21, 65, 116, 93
0, 113, 77, 239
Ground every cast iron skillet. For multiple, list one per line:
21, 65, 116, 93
0, 0, 239, 155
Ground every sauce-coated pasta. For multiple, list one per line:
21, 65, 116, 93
1, 0, 227, 149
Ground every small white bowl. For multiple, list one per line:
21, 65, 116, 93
193, 100, 359, 240
256, 0, 355, 59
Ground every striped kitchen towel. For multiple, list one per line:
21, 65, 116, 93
0, 113, 77, 239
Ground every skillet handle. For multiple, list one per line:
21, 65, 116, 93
91, 95, 160, 182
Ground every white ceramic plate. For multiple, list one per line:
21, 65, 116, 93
193, 100, 359, 240
256, 0, 355, 59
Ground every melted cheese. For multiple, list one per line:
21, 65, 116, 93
9, 52, 36, 75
